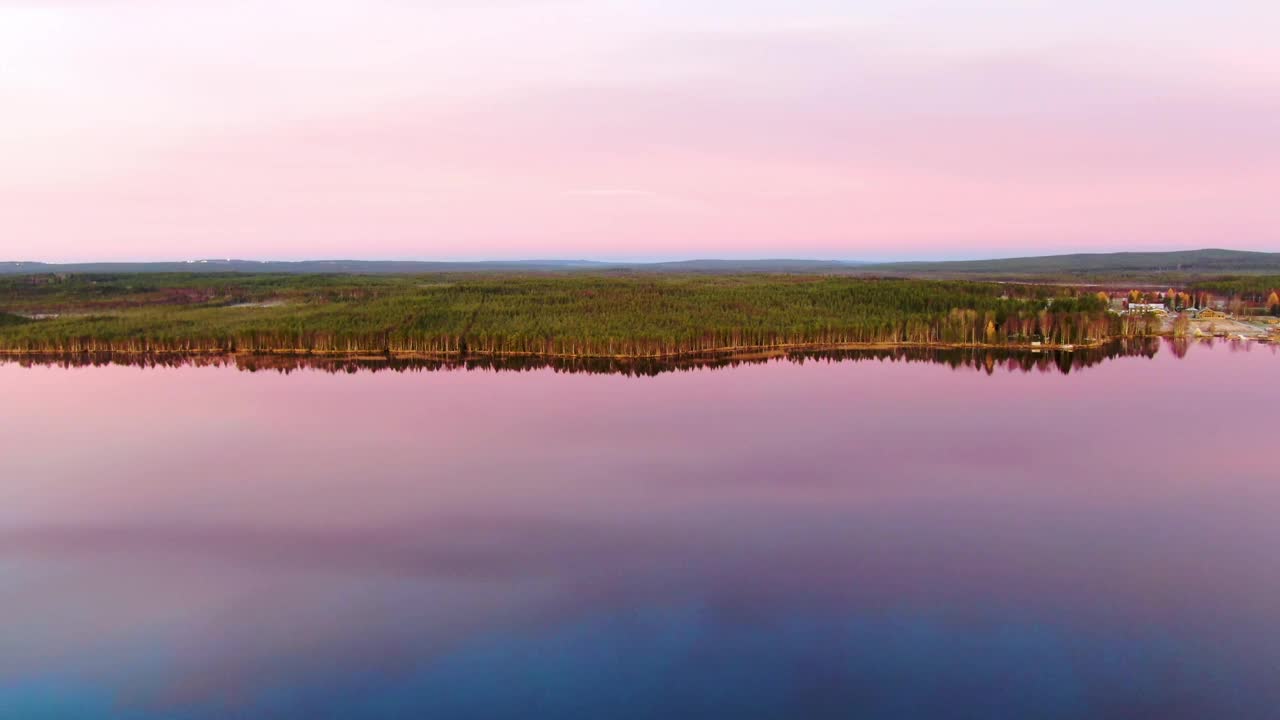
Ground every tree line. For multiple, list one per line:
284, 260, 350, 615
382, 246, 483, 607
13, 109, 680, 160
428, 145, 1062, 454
0, 273, 1142, 357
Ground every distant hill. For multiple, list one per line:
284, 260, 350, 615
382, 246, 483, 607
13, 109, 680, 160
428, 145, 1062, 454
859, 249, 1280, 277
0, 258, 866, 275
0, 259, 618, 275
627, 259, 864, 273
2, 249, 1277, 277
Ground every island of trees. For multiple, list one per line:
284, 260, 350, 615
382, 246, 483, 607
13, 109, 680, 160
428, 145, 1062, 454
0, 272, 1270, 359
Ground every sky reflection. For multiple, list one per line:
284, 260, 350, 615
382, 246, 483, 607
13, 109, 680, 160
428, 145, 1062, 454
1, 342, 1278, 719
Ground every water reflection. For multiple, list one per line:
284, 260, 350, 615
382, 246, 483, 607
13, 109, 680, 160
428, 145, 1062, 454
1, 340, 1278, 719
1, 336, 1246, 377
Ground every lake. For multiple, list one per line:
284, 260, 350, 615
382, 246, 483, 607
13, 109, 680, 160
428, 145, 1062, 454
2, 340, 1277, 719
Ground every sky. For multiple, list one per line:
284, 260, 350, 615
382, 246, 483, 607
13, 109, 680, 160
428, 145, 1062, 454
1, 0, 1278, 262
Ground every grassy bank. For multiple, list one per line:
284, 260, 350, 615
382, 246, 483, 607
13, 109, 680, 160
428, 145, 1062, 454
0, 273, 1136, 357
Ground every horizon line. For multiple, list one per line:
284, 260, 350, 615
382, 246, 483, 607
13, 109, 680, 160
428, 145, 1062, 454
2, 247, 1270, 267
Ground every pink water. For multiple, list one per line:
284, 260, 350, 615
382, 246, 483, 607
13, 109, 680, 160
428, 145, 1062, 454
1, 342, 1277, 718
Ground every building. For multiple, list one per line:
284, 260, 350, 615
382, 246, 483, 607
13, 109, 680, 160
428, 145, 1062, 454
1123, 302, 1167, 315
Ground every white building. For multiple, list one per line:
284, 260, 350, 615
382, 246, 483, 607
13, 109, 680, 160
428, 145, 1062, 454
1124, 303, 1167, 315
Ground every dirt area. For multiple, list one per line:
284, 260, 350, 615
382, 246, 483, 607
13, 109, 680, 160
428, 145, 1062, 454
15, 312, 100, 320
227, 300, 289, 309
1157, 313, 1277, 342
1189, 317, 1274, 340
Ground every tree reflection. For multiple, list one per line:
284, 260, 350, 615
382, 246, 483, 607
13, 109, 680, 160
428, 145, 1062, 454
0, 338, 1198, 377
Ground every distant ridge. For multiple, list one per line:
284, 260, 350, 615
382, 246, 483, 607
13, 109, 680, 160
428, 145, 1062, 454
860, 249, 1280, 276
0, 259, 617, 274
0, 258, 866, 275
631, 259, 863, 272
1, 249, 1277, 276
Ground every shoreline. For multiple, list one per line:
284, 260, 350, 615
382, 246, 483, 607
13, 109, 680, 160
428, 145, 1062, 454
0, 338, 1125, 362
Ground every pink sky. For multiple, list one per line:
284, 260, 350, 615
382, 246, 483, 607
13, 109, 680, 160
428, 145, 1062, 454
2, 0, 1278, 261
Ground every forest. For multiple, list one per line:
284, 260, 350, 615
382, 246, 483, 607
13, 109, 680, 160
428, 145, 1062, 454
0, 273, 1139, 357
1188, 275, 1280, 301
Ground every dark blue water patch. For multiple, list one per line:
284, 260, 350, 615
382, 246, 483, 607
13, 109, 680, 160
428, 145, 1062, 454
0, 683, 122, 720
330, 605, 1259, 720
7, 603, 1264, 720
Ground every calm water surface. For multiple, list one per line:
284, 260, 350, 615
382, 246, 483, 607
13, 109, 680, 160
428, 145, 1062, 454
1, 343, 1278, 719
